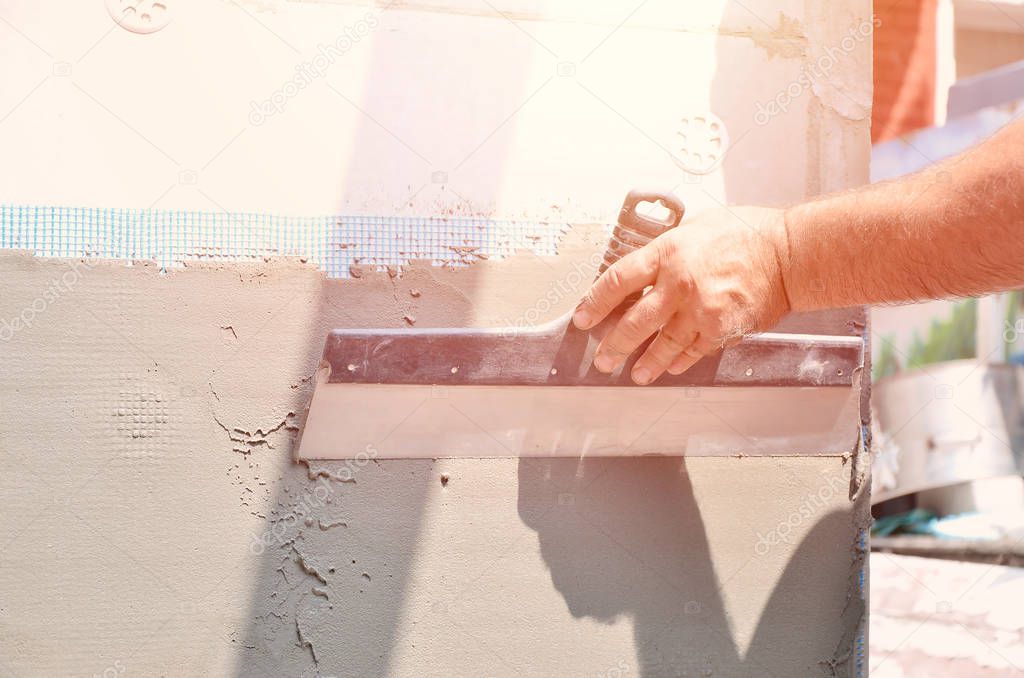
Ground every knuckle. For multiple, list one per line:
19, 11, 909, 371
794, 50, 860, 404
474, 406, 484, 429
602, 332, 635, 357
680, 333, 704, 358
658, 329, 688, 353
628, 248, 658, 280
605, 266, 626, 293
642, 254, 660, 279
616, 318, 646, 344
644, 340, 672, 361
633, 300, 663, 326
670, 272, 695, 299
646, 342, 678, 366
653, 233, 680, 259
620, 312, 657, 341
603, 342, 631, 359
682, 346, 704, 359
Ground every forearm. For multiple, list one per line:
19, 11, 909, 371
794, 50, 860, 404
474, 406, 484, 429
782, 119, 1024, 310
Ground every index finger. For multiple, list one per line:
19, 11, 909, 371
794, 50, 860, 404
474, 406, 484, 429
572, 246, 658, 330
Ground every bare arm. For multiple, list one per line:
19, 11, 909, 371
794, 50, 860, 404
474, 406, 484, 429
785, 117, 1024, 310
573, 119, 1024, 385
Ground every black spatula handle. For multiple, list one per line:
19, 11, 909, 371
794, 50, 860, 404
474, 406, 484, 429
600, 189, 685, 274
600, 190, 685, 311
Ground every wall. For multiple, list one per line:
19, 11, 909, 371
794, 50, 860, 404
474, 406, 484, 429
0, 248, 869, 677
0, 1, 872, 676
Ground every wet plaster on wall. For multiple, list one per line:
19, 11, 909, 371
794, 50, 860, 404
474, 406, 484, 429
0, 225, 866, 676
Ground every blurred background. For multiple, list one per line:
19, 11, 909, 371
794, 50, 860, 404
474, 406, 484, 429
868, 1, 1024, 674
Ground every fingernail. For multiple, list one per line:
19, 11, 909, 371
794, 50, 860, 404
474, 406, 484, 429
573, 308, 593, 329
632, 367, 652, 385
594, 354, 615, 373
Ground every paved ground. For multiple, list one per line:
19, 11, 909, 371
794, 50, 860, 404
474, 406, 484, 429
869, 552, 1024, 676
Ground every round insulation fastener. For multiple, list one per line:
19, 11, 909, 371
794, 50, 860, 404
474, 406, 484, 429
106, 0, 172, 34
671, 112, 729, 175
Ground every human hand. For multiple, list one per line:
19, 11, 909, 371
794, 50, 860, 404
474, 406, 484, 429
572, 207, 791, 384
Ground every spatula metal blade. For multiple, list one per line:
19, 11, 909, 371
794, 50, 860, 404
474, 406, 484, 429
296, 381, 862, 460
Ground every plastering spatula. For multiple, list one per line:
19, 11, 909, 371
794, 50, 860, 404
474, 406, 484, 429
296, 190, 863, 460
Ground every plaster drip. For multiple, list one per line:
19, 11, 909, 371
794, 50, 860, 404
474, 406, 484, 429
303, 461, 358, 484
296, 616, 320, 666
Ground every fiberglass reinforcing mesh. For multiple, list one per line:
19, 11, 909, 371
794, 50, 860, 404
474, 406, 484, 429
0, 205, 572, 278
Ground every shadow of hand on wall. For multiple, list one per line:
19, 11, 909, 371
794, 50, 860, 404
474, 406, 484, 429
517, 457, 863, 677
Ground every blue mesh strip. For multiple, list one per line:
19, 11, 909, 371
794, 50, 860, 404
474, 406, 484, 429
0, 204, 573, 278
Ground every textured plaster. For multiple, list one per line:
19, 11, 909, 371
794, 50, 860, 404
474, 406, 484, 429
0, 240, 867, 676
